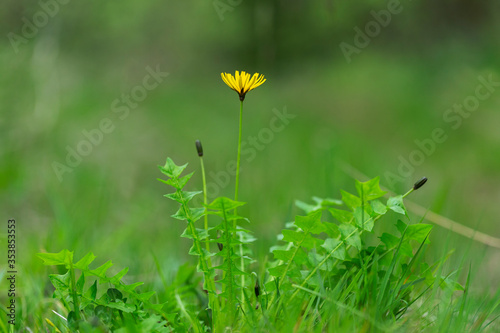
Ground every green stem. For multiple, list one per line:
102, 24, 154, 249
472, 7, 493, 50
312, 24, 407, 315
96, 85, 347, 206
234, 100, 246, 305
200, 157, 211, 256
174, 178, 219, 326
221, 202, 236, 323
69, 260, 81, 321
402, 188, 414, 199
234, 100, 243, 213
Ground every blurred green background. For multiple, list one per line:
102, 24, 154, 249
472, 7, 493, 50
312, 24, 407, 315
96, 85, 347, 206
1, 0, 500, 314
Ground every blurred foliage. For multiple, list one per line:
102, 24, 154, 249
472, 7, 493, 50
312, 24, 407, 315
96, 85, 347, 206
1, 0, 500, 299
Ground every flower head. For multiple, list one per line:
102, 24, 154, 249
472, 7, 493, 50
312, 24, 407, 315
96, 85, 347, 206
221, 71, 266, 101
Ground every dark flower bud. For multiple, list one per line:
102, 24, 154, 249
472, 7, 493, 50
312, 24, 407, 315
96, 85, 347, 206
254, 278, 260, 298
413, 177, 428, 190
195, 140, 203, 157
217, 230, 223, 251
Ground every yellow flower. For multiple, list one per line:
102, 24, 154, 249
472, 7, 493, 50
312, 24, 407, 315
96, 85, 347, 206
221, 71, 266, 101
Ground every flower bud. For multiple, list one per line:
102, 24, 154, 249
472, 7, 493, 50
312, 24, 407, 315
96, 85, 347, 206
254, 278, 260, 298
217, 230, 223, 251
413, 177, 428, 190
195, 140, 203, 157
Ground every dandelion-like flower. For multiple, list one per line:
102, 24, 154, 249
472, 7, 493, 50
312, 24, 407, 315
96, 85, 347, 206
221, 71, 266, 101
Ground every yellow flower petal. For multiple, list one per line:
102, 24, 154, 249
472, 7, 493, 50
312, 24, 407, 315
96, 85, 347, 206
221, 70, 266, 101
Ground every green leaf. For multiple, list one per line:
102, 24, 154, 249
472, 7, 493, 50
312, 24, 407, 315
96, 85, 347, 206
110, 267, 129, 284
107, 288, 123, 301
295, 210, 323, 234
380, 233, 399, 249
175, 172, 195, 189
74, 252, 96, 270
295, 200, 318, 214
76, 272, 85, 293
312, 196, 343, 206
321, 238, 346, 260
37, 250, 73, 268
207, 197, 245, 211
67, 311, 79, 331
89, 260, 113, 278
355, 177, 387, 201
268, 264, 287, 277
354, 206, 374, 231
323, 222, 340, 238
164, 190, 202, 204
405, 224, 433, 243
274, 249, 307, 265
387, 195, 408, 216
370, 200, 388, 215
159, 157, 188, 179
396, 220, 407, 235
380, 233, 413, 257
171, 206, 188, 221
49, 271, 71, 291
84, 280, 97, 301
340, 190, 361, 209
338, 223, 361, 251
328, 208, 353, 223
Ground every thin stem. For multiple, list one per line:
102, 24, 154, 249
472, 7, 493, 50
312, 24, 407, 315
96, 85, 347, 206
174, 178, 219, 326
402, 188, 414, 199
69, 260, 81, 321
200, 157, 211, 255
234, 100, 246, 309
234, 100, 243, 212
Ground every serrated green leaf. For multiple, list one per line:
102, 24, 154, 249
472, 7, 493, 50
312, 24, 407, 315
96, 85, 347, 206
396, 220, 407, 235
328, 208, 353, 223
387, 195, 408, 216
76, 272, 85, 293
370, 200, 388, 215
89, 260, 113, 278
323, 222, 340, 238
171, 206, 188, 221
175, 172, 194, 189
110, 267, 129, 284
159, 158, 188, 179
338, 223, 361, 251
321, 238, 346, 260
268, 264, 287, 277
84, 280, 97, 301
207, 197, 245, 211
355, 177, 387, 201
405, 224, 433, 243
340, 190, 361, 209
189, 207, 205, 222
282, 230, 302, 244
295, 200, 318, 214
74, 252, 96, 270
136, 291, 156, 302
164, 190, 201, 204
380, 233, 399, 249
37, 250, 73, 268
295, 210, 323, 234
354, 206, 374, 231
49, 271, 71, 291
105, 300, 135, 313
312, 196, 343, 206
